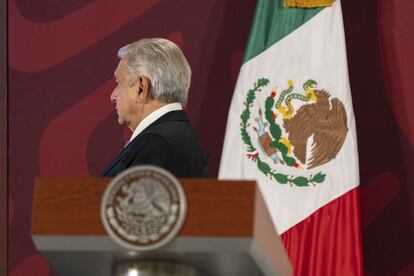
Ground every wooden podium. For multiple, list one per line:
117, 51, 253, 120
32, 178, 292, 276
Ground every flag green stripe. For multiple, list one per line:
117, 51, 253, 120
243, 0, 323, 63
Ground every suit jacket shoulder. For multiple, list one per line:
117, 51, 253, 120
101, 110, 207, 177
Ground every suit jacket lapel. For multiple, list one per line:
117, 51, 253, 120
101, 144, 132, 176
101, 110, 189, 176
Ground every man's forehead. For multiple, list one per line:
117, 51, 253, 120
114, 58, 128, 77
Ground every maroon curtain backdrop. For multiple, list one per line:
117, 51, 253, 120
343, 0, 414, 274
8, 0, 414, 275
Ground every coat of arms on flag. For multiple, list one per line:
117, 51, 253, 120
240, 77, 348, 186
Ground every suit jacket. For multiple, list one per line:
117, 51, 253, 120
101, 110, 208, 178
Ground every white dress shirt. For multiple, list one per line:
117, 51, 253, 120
129, 102, 182, 143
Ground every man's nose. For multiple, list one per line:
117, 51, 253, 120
110, 90, 117, 103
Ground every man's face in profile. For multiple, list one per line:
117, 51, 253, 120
110, 59, 139, 129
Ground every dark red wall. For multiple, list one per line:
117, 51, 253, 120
342, 0, 414, 274
8, 0, 414, 275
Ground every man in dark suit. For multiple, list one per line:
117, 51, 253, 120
101, 38, 207, 177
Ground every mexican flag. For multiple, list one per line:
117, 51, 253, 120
219, 0, 364, 274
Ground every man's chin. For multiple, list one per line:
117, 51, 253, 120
117, 118, 125, 125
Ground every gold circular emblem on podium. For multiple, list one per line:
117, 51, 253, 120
101, 165, 187, 251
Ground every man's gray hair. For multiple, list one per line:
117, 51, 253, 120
117, 38, 191, 105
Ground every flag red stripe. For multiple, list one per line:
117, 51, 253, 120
280, 187, 364, 276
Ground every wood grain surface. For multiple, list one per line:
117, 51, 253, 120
32, 178, 256, 237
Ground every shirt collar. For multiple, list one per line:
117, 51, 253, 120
129, 102, 182, 142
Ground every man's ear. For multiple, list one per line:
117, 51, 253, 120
136, 76, 150, 102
